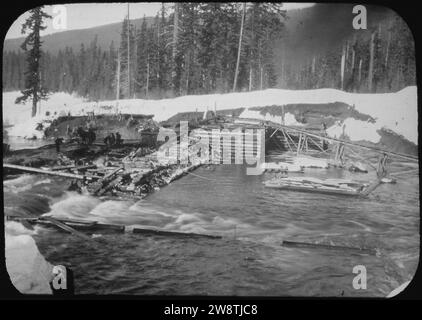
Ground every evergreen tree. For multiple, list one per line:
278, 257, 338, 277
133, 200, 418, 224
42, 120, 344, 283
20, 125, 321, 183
15, 6, 51, 117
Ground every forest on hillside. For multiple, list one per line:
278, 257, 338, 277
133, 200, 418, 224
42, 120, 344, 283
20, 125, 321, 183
2, 3, 416, 101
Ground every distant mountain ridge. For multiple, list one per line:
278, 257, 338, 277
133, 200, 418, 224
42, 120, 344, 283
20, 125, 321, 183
4, 16, 155, 53
4, 4, 395, 60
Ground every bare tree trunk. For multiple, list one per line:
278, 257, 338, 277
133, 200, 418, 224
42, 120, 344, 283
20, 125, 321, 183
340, 45, 345, 90
385, 31, 391, 68
249, 66, 252, 91
116, 50, 121, 104
185, 52, 190, 95
233, 2, 246, 92
345, 41, 349, 73
32, 95, 37, 117
260, 66, 263, 90
170, 3, 179, 95
133, 26, 137, 98
358, 59, 362, 83
127, 4, 131, 98
146, 59, 149, 98
172, 3, 179, 62
368, 31, 375, 92
280, 54, 284, 87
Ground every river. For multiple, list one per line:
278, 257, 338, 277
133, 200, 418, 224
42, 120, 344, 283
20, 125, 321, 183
3, 146, 419, 296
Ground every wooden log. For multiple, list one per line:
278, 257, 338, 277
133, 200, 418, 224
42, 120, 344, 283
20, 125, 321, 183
8, 216, 218, 239
96, 176, 122, 196
132, 227, 221, 239
50, 165, 76, 171
360, 179, 382, 196
51, 164, 97, 171
3, 163, 93, 180
102, 166, 124, 180
92, 166, 124, 195
41, 216, 94, 241
282, 240, 376, 255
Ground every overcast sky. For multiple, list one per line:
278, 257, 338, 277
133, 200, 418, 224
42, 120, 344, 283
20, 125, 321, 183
6, 3, 315, 40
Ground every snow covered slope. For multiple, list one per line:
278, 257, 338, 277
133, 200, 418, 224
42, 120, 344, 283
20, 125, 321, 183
5, 221, 53, 294
2, 86, 418, 144
3, 91, 85, 139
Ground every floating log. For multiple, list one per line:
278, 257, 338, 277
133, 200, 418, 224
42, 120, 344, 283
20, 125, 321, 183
132, 227, 221, 239
282, 240, 377, 255
8, 216, 220, 239
3, 163, 94, 180
41, 216, 94, 241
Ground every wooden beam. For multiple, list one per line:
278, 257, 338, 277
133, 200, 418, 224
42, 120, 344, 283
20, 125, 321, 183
4, 163, 92, 180
236, 118, 418, 162
388, 169, 419, 177
41, 216, 94, 241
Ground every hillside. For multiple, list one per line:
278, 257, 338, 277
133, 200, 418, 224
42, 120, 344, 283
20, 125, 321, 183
3, 16, 155, 54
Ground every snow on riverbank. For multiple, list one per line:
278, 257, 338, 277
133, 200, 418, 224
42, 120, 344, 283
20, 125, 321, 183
2, 86, 417, 144
5, 221, 53, 294
3, 91, 85, 139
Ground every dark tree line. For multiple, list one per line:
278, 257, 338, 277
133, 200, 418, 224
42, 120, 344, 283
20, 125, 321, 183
3, 3, 285, 101
3, 4, 415, 102
278, 14, 416, 93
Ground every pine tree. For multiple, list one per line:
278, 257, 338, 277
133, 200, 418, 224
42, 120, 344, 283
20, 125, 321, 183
15, 6, 51, 117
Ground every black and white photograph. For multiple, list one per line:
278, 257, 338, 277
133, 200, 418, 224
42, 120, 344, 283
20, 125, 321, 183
2, 2, 419, 300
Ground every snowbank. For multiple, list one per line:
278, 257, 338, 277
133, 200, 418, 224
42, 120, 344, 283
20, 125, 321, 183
3, 91, 85, 139
3, 86, 417, 144
326, 118, 382, 143
5, 221, 53, 294
238, 109, 303, 126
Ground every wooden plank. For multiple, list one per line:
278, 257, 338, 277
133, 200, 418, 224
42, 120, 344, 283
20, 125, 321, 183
3, 163, 92, 180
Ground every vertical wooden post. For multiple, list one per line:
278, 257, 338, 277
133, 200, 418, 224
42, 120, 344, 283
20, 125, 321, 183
297, 133, 302, 156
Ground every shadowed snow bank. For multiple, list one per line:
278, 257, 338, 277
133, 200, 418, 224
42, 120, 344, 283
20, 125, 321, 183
3, 86, 417, 145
